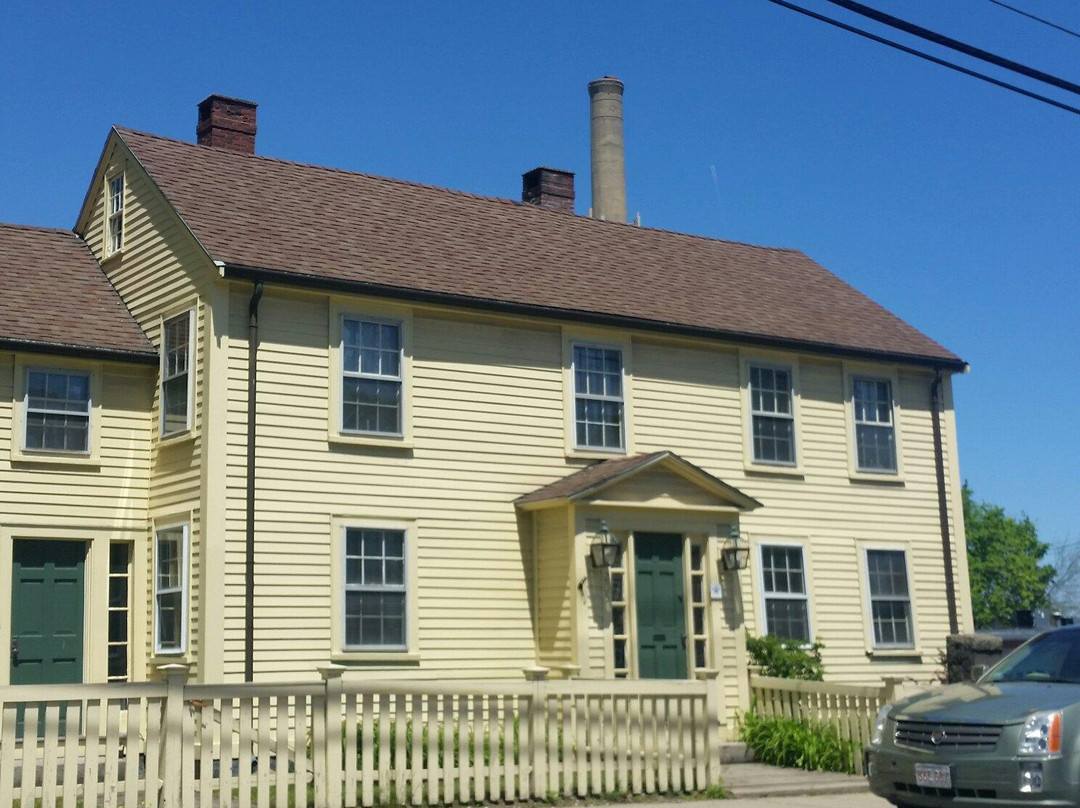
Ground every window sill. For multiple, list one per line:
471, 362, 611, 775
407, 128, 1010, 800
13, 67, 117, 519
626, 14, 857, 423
331, 652, 421, 665
850, 470, 905, 485
866, 648, 921, 659
566, 448, 628, 461
158, 429, 197, 449
11, 449, 99, 467
329, 432, 413, 450
744, 461, 804, 478
101, 250, 124, 265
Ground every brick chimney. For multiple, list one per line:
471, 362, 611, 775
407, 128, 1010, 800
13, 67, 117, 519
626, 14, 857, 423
197, 95, 258, 154
522, 167, 575, 213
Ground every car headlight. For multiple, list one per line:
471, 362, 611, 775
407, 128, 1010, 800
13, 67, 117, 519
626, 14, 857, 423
871, 705, 891, 746
1017, 711, 1062, 757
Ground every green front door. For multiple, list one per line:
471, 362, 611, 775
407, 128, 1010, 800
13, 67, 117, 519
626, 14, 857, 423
11, 540, 86, 685
634, 533, 688, 679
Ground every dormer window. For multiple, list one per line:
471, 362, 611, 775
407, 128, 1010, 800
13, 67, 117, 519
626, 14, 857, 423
107, 174, 125, 255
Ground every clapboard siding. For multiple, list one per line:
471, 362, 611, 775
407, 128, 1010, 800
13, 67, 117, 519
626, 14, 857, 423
211, 281, 968, 695
79, 135, 213, 679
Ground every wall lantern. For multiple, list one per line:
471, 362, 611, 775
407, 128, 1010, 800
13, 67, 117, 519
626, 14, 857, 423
720, 523, 750, 572
589, 521, 621, 568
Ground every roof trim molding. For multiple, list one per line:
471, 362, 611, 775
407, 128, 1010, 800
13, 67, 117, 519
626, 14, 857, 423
0, 337, 158, 365
515, 451, 764, 511
221, 262, 969, 372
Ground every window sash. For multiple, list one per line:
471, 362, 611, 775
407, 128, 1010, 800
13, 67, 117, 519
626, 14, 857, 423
341, 317, 403, 436
852, 377, 897, 472
749, 364, 796, 464
154, 526, 188, 654
342, 528, 408, 650
161, 312, 192, 436
24, 369, 91, 453
865, 549, 914, 647
760, 545, 811, 640
107, 175, 124, 254
572, 344, 625, 450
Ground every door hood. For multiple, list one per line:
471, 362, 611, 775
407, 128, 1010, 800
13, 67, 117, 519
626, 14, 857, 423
893, 682, 1080, 725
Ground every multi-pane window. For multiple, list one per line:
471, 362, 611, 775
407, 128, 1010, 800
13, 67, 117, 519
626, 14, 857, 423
760, 545, 810, 642
154, 525, 188, 654
344, 528, 407, 649
866, 549, 914, 647
24, 369, 91, 453
749, 364, 795, 464
107, 174, 124, 255
573, 345, 624, 450
610, 546, 629, 677
853, 378, 897, 472
342, 318, 402, 435
689, 543, 709, 671
107, 543, 131, 682
161, 312, 192, 435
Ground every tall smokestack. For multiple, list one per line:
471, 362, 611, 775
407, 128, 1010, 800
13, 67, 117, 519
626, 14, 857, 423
588, 76, 627, 223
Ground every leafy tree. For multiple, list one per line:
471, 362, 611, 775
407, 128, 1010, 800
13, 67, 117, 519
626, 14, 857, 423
964, 483, 1055, 628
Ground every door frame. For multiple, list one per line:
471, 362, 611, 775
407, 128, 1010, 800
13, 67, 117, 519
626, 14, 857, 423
0, 525, 145, 686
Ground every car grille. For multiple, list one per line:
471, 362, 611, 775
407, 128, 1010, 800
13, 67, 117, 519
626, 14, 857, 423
894, 721, 1003, 752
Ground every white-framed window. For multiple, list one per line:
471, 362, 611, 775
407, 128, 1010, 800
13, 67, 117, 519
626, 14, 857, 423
107, 542, 132, 682
852, 377, 897, 472
865, 548, 914, 648
161, 310, 193, 436
343, 527, 407, 650
154, 524, 189, 654
24, 368, 91, 453
573, 344, 625, 450
759, 544, 811, 642
749, 363, 796, 465
107, 173, 125, 255
341, 317, 403, 436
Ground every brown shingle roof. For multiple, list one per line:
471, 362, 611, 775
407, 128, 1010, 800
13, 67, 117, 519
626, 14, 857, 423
0, 224, 154, 361
514, 451, 762, 510
116, 127, 963, 368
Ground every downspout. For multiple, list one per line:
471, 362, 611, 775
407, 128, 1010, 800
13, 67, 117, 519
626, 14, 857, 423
931, 370, 960, 635
245, 281, 264, 681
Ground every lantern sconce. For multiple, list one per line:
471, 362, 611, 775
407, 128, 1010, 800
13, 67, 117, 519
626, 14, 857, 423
588, 520, 621, 569
720, 523, 750, 572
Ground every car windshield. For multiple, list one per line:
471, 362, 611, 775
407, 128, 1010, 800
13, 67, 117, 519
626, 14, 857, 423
984, 628, 1080, 684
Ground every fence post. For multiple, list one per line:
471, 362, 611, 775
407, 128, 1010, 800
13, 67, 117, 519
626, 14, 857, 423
881, 676, 903, 706
694, 669, 722, 786
523, 666, 549, 800
318, 665, 346, 808
745, 665, 762, 712
157, 663, 190, 808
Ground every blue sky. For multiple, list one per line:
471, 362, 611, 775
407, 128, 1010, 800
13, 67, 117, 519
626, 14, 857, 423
1, 0, 1076, 550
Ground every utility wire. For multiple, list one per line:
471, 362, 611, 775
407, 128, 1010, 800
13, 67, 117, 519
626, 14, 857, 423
983, 0, 1080, 41
820, 0, 1080, 96
761, 0, 1080, 115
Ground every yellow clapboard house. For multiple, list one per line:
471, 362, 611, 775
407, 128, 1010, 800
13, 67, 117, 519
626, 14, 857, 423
0, 88, 971, 735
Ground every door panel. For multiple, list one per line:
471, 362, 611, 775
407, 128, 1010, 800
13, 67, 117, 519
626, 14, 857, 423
634, 533, 688, 679
11, 540, 86, 685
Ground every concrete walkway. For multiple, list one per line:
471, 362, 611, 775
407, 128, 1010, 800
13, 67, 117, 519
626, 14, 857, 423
721, 762, 874, 800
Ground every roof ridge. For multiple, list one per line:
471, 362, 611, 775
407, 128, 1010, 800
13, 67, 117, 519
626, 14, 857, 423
0, 222, 77, 236
114, 126, 802, 255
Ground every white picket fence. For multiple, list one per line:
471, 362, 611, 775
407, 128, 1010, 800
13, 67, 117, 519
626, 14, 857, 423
0, 666, 722, 808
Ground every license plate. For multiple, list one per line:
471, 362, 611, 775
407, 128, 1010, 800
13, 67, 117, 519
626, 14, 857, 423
914, 763, 952, 789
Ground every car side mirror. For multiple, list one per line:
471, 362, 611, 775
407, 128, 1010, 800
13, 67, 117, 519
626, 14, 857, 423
970, 664, 987, 681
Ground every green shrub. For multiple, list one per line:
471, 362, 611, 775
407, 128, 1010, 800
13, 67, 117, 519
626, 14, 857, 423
745, 632, 824, 681
738, 710, 858, 774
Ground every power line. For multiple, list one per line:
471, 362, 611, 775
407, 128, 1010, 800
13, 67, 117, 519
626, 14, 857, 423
820, 0, 1080, 96
983, 0, 1080, 41
761, 0, 1080, 115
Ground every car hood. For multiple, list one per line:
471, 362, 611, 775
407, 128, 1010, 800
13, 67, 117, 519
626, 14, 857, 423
893, 682, 1080, 725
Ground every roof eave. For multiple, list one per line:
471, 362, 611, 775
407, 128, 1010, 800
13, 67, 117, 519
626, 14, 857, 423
220, 262, 968, 372
0, 337, 158, 365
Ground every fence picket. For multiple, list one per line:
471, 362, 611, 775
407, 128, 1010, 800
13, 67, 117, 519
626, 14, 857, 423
21, 704, 39, 808
238, 698, 253, 808
411, 693, 423, 807
219, 700, 235, 808
124, 697, 142, 808
426, 694, 439, 806
85, 700, 102, 808
361, 693, 374, 808
503, 694, 515, 801
668, 697, 681, 793
295, 696, 309, 808
41, 703, 60, 808
61, 702, 79, 808
199, 701, 215, 808
276, 697, 290, 808
343, 693, 357, 808
629, 696, 642, 795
